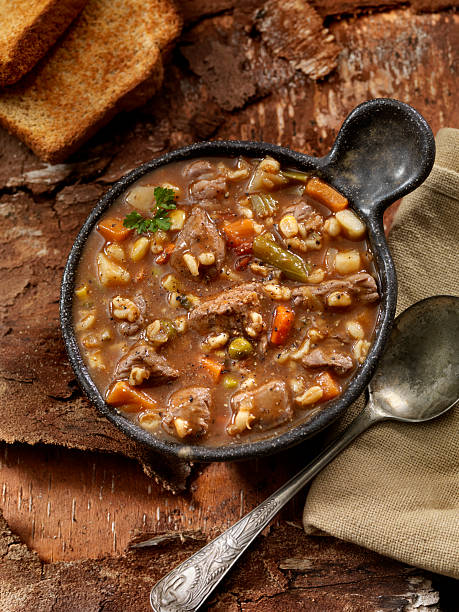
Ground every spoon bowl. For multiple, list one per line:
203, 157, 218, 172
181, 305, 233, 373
370, 295, 459, 422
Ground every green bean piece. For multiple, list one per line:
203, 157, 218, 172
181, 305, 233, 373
249, 194, 278, 217
228, 337, 254, 360
253, 233, 311, 282
223, 374, 239, 389
281, 169, 310, 182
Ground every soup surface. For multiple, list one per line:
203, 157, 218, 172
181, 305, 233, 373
73, 156, 380, 446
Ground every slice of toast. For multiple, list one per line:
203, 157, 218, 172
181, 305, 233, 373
0, 0, 88, 86
0, 0, 181, 162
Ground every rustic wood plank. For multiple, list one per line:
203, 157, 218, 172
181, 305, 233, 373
0, 8, 456, 478
0, 1, 458, 609
0, 509, 446, 611
0, 439, 318, 562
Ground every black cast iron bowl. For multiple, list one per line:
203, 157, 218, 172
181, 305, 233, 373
60, 98, 435, 463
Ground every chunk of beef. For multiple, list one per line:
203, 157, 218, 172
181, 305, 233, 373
118, 321, 141, 336
170, 207, 226, 276
183, 159, 228, 204
301, 341, 354, 374
189, 282, 262, 334
292, 273, 379, 308
314, 273, 379, 302
349, 272, 379, 301
190, 176, 228, 202
184, 160, 216, 180
163, 387, 212, 438
285, 201, 315, 221
284, 200, 323, 232
228, 380, 292, 435
115, 342, 179, 384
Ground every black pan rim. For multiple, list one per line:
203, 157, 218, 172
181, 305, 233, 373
60, 141, 395, 462
60, 98, 435, 462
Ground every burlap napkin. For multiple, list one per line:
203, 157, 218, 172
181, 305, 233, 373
303, 128, 459, 579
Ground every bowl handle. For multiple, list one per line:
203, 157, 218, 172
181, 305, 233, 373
316, 98, 435, 219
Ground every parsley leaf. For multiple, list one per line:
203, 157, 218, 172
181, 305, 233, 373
156, 217, 172, 231
123, 211, 156, 234
123, 187, 177, 234
154, 186, 177, 210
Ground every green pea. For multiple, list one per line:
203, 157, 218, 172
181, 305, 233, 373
223, 374, 239, 389
228, 337, 253, 360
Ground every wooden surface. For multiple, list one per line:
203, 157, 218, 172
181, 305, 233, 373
0, 1, 458, 610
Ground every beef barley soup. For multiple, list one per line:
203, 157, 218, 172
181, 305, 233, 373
73, 156, 380, 446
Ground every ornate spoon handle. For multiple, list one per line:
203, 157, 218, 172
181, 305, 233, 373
150, 405, 378, 611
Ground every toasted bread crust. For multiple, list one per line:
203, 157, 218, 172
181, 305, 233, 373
0, 0, 88, 86
0, 0, 182, 161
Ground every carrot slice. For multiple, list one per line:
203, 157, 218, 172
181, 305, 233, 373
97, 217, 133, 242
155, 242, 175, 264
270, 305, 295, 345
201, 356, 223, 383
316, 371, 341, 400
305, 177, 348, 212
106, 381, 157, 412
222, 218, 256, 248
155, 243, 175, 265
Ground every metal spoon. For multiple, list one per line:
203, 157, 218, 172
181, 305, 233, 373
150, 295, 459, 612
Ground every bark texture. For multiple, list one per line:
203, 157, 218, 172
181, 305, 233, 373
0, 1, 457, 609
0, 510, 447, 611
0, 2, 456, 481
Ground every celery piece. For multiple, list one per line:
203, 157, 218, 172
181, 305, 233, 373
281, 170, 310, 183
249, 194, 278, 217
